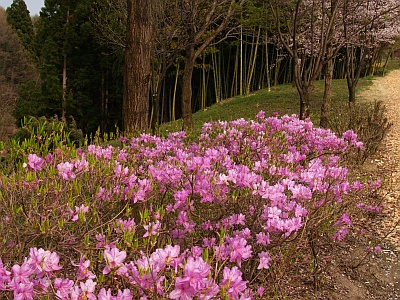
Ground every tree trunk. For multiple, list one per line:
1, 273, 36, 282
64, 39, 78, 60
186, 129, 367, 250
101, 72, 109, 135
320, 54, 334, 128
346, 46, 364, 104
181, 45, 195, 130
62, 53, 67, 121
201, 55, 206, 110
347, 81, 356, 104
62, 4, 70, 122
245, 26, 261, 95
172, 62, 179, 122
212, 47, 222, 103
123, 0, 152, 134
240, 23, 243, 95
231, 46, 239, 96
299, 90, 310, 120
265, 31, 271, 92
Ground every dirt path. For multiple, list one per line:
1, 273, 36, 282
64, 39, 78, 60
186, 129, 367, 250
354, 70, 400, 299
358, 69, 400, 252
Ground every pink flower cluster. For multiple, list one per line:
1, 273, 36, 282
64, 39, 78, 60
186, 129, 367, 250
0, 248, 62, 299
1, 244, 256, 299
2, 112, 369, 299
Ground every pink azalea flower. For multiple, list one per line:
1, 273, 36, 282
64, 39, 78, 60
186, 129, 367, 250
97, 288, 113, 300
256, 110, 265, 119
257, 251, 272, 269
74, 154, 89, 172
114, 218, 136, 233
45, 153, 53, 163
0, 258, 11, 290
336, 213, 352, 226
70, 204, 89, 222
27, 154, 44, 171
367, 246, 382, 253
79, 279, 97, 300
11, 263, 34, 284
169, 276, 195, 299
103, 247, 127, 275
75, 256, 96, 280
221, 266, 248, 300
57, 162, 76, 180
228, 236, 252, 267
70, 279, 97, 300
143, 220, 161, 237
54, 278, 74, 299
28, 248, 62, 275
13, 282, 34, 300
95, 234, 106, 248
333, 226, 349, 242
150, 245, 180, 271
256, 232, 270, 246
115, 288, 133, 300
257, 286, 265, 296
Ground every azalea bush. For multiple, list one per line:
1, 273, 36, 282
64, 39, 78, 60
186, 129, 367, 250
1, 116, 83, 174
329, 100, 393, 163
0, 112, 377, 299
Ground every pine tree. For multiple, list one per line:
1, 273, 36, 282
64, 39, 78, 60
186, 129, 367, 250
6, 0, 35, 55
31, 0, 122, 134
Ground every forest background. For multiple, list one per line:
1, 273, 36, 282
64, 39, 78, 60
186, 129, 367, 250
0, 0, 399, 139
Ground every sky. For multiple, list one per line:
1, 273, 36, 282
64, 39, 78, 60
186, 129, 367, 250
0, 0, 44, 16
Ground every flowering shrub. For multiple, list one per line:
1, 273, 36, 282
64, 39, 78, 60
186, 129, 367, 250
0, 112, 370, 299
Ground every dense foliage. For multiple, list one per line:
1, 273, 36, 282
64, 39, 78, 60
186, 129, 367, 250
0, 113, 383, 299
0, 7, 38, 142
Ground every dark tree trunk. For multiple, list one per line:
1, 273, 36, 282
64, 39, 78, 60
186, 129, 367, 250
62, 53, 67, 121
299, 90, 310, 120
101, 72, 109, 135
123, 0, 152, 133
345, 45, 365, 105
150, 92, 160, 134
181, 44, 195, 131
294, 58, 313, 120
62, 4, 70, 122
347, 80, 357, 104
320, 55, 334, 128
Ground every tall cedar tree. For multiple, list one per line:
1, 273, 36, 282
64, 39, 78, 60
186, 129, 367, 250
123, 0, 152, 133
6, 0, 35, 55
31, 0, 121, 133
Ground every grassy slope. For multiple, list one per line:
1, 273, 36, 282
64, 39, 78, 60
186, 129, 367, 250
160, 58, 399, 136
160, 78, 373, 136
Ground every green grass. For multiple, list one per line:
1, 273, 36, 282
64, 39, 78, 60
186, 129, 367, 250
160, 74, 377, 136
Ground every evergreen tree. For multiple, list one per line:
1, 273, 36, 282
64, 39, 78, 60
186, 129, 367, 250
0, 7, 38, 139
6, 0, 35, 55
29, 0, 122, 134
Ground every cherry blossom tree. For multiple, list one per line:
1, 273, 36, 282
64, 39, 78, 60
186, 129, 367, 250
343, 0, 400, 104
269, 0, 345, 119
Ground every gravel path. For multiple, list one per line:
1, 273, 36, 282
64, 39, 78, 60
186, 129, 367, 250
358, 69, 400, 252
